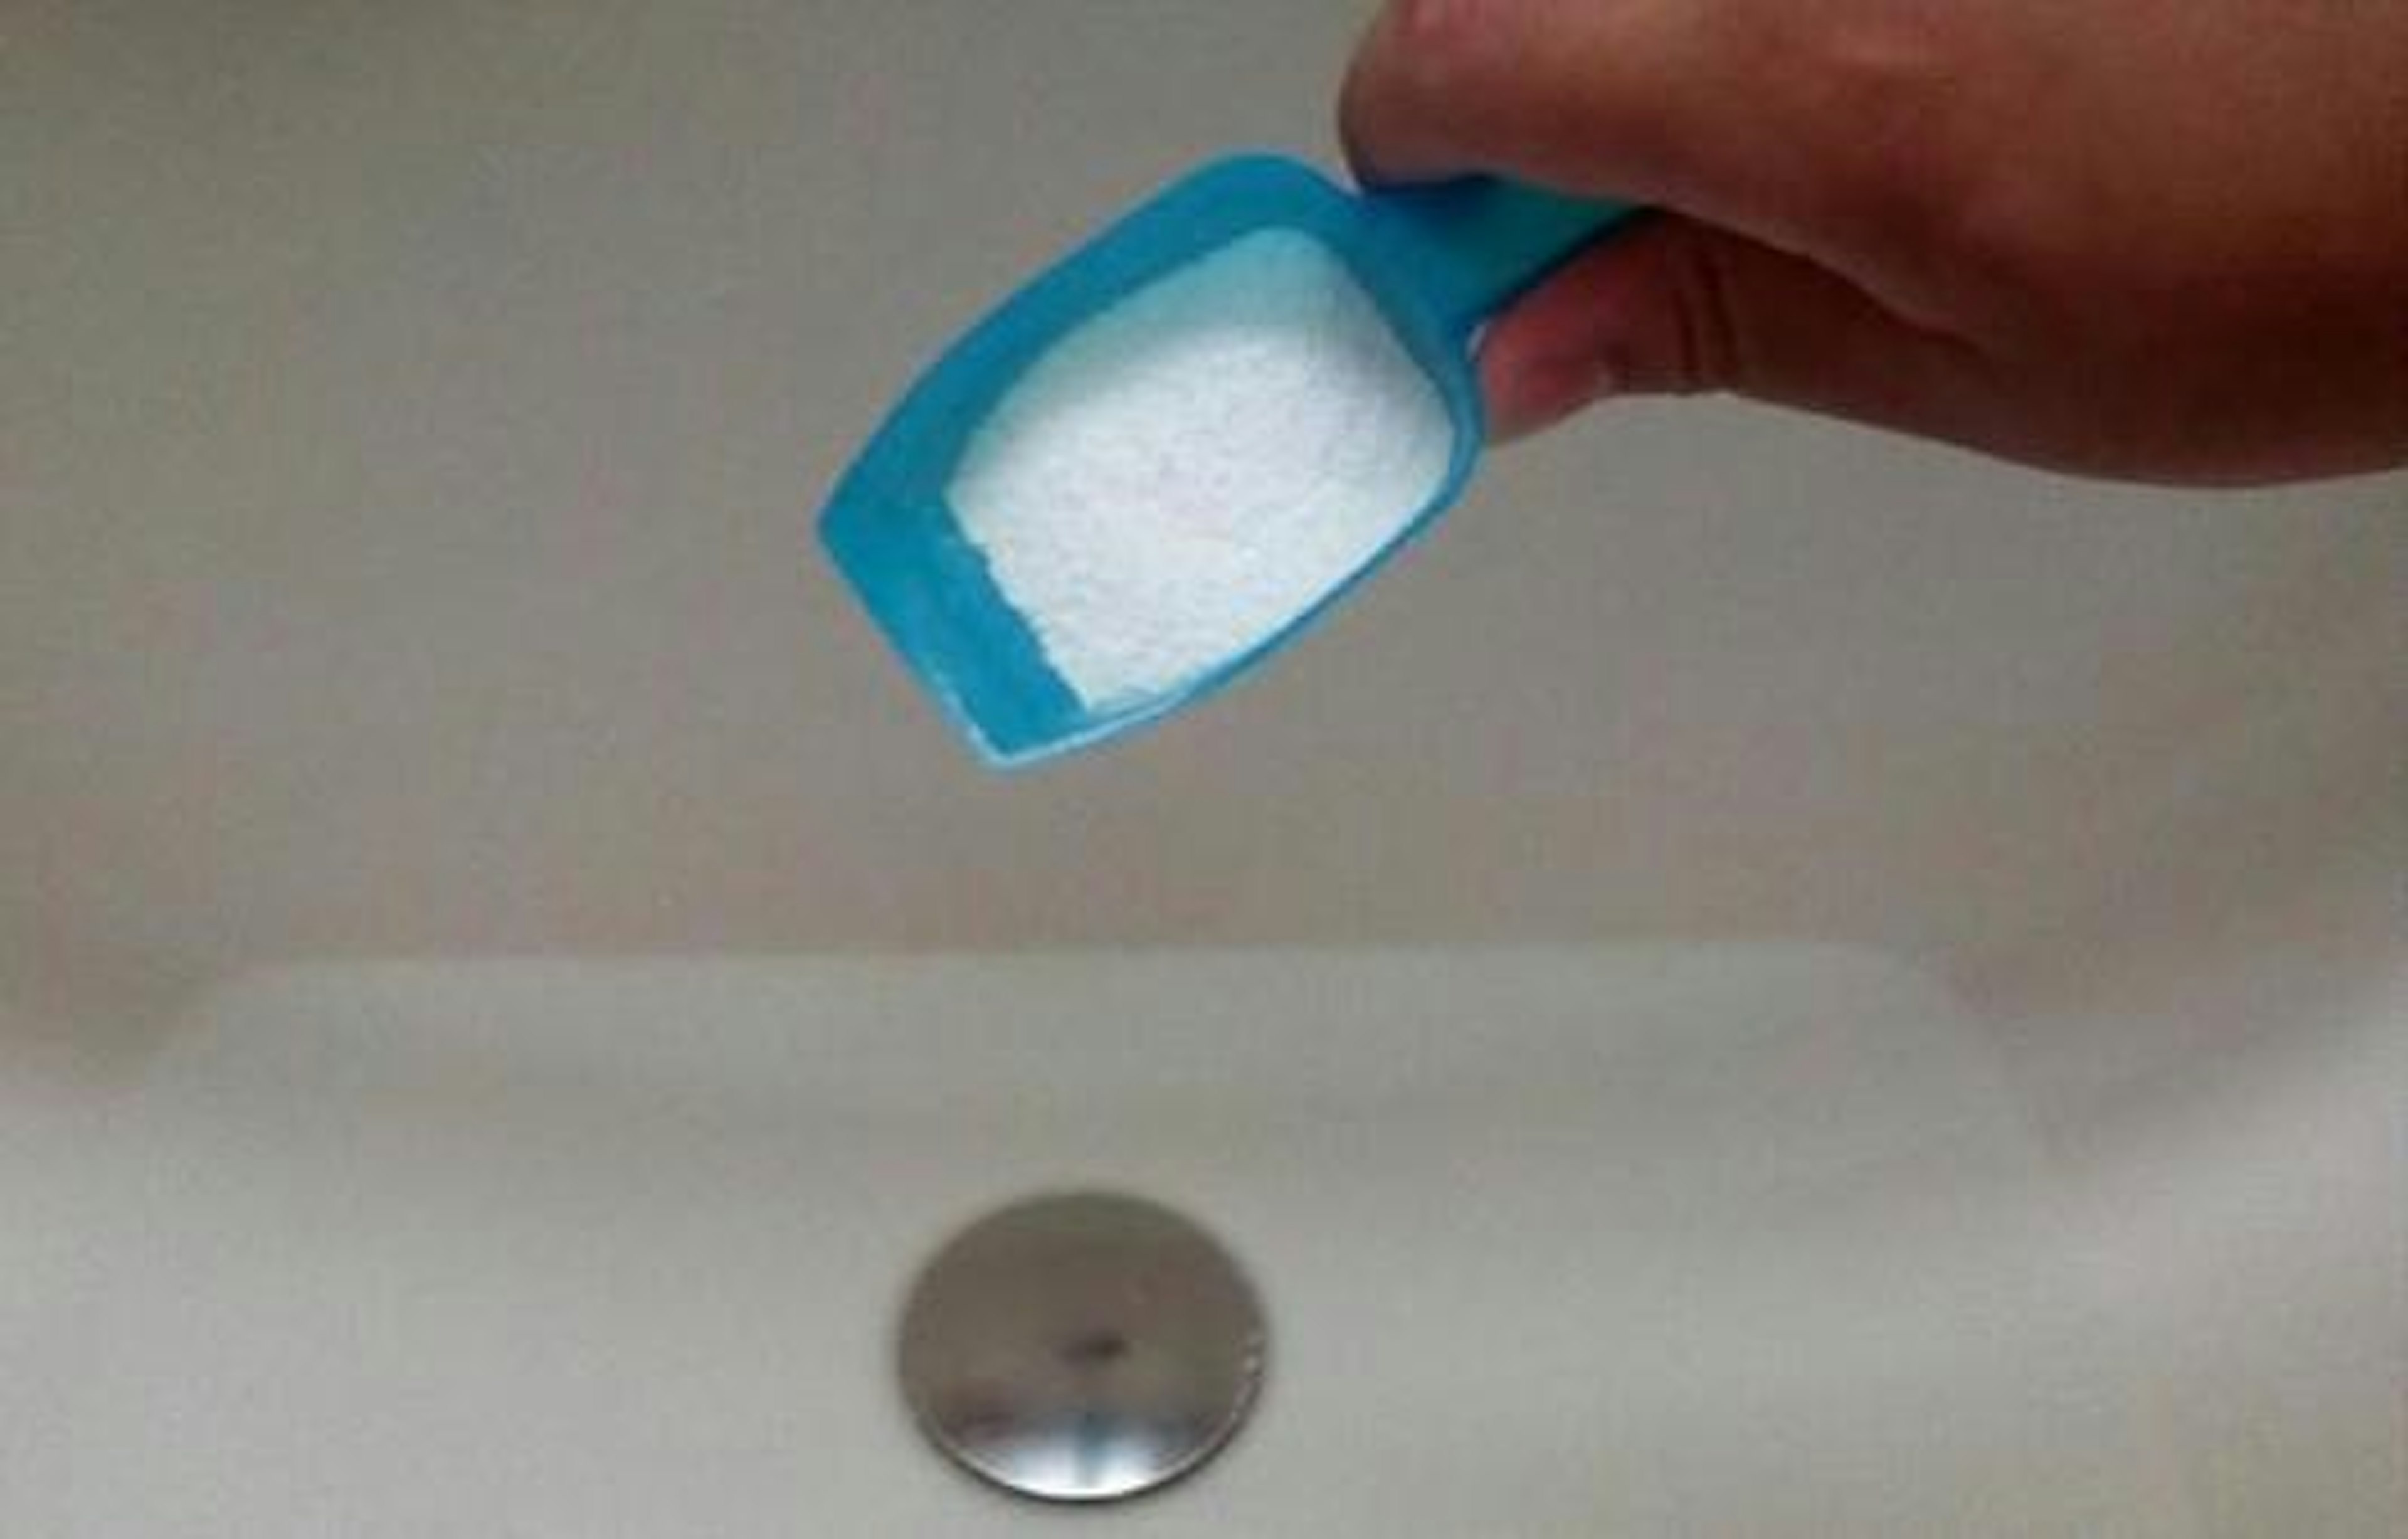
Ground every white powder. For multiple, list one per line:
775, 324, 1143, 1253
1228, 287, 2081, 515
948, 228, 1455, 709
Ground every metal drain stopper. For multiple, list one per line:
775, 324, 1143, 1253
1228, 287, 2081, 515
897, 1192, 1267, 1503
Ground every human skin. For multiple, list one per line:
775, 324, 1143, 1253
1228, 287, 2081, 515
1339, 0, 2408, 484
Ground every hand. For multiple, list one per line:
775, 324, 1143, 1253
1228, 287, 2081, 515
1340, 0, 2408, 483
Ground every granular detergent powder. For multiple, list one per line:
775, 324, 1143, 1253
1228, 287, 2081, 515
948, 228, 1455, 709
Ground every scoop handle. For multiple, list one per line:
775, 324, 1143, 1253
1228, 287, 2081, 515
1366, 177, 1643, 336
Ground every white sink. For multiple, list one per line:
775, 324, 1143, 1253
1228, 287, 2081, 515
4, 3, 2400, 1535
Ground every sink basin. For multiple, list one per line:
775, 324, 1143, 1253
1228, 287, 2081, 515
0, 949, 2281, 1536
4, 3, 2400, 1535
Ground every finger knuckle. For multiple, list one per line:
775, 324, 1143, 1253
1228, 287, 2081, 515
1656, 229, 1750, 394
1803, 19, 1983, 251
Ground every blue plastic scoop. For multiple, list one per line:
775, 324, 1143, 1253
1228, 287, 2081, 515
821, 154, 1635, 767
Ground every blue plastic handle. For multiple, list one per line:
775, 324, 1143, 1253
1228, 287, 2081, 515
1368, 177, 1640, 335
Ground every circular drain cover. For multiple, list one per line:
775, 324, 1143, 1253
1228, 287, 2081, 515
897, 1191, 1267, 1503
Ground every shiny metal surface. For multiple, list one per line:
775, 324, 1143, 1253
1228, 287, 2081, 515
897, 1192, 1267, 1504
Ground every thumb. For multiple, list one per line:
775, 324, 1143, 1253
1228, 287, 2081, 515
1480, 216, 1999, 448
